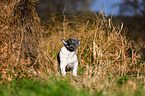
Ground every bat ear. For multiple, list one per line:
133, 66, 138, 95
78, 40, 80, 45
76, 39, 80, 45
61, 39, 67, 46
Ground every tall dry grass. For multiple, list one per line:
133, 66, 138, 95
1, 0, 145, 94
0, 0, 41, 81
40, 14, 144, 91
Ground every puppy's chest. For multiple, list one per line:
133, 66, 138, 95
60, 52, 77, 64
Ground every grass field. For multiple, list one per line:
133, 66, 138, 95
1, 0, 145, 96
0, 77, 90, 96
1, 75, 145, 96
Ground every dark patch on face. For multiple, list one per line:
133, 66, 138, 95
61, 38, 80, 52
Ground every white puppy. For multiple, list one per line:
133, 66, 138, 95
57, 38, 80, 76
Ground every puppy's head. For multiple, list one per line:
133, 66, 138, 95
61, 38, 80, 52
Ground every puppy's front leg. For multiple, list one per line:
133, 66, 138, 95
73, 61, 78, 76
60, 63, 67, 76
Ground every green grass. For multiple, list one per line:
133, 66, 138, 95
1, 76, 145, 96
0, 76, 90, 96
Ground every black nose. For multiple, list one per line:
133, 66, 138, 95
68, 46, 75, 51
69, 46, 75, 49
69, 45, 74, 48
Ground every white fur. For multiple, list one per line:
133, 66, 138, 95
59, 46, 78, 76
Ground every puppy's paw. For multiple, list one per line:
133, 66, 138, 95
61, 72, 66, 76
73, 74, 77, 76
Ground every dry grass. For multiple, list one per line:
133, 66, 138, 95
1, 0, 145, 95
41, 14, 143, 91
0, 0, 41, 81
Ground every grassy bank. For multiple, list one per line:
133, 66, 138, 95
0, 77, 90, 96
1, 75, 145, 96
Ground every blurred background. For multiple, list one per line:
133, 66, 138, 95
35, 0, 145, 43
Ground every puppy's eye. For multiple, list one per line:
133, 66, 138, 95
67, 43, 70, 46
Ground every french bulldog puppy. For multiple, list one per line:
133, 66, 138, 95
57, 38, 80, 76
